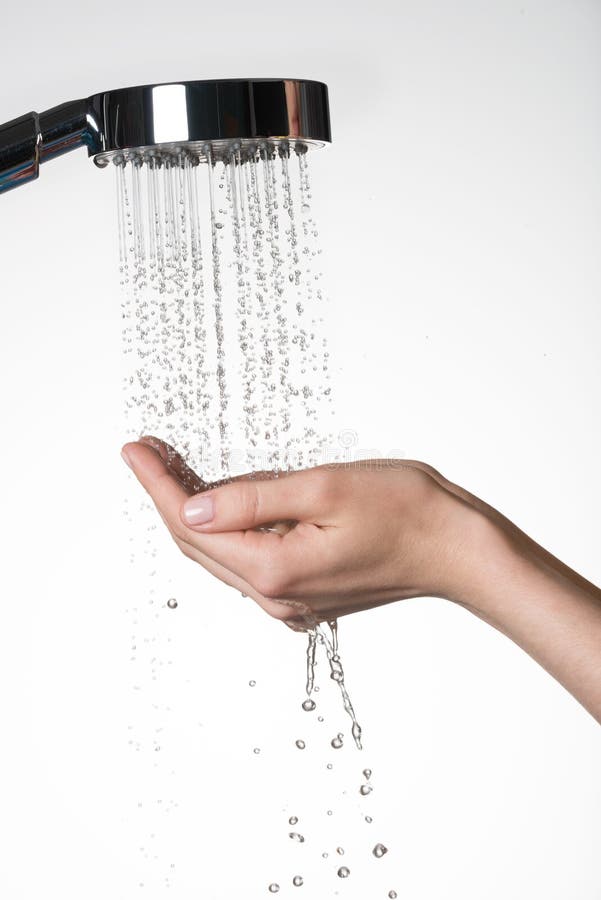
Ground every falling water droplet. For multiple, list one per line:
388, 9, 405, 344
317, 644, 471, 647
388, 892, 397, 899
289, 832, 305, 843
268, 884, 280, 893
289, 816, 298, 825
337, 867, 350, 879
292, 876, 304, 887
363, 768, 372, 779
249, 680, 256, 687
331, 734, 343, 749
360, 784, 373, 796
253, 748, 261, 755
336, 847, 344, 856
302, 699, 316, 711
167, 598, 178, 609
373, 843, 388, 858
295, 739, 306, 750
365, 815, 373, 824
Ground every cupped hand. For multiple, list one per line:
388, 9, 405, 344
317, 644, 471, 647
120, 437, 483, 627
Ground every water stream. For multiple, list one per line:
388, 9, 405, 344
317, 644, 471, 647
118, 141, 332, 482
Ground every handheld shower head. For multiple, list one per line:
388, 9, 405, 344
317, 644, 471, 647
0, 78, 331, 194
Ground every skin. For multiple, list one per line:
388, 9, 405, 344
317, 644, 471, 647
121, 436, 601, 724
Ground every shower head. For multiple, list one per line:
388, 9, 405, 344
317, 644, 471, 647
0, 78, 331, 194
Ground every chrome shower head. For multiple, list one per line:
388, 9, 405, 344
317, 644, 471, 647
0, 78, 331, 194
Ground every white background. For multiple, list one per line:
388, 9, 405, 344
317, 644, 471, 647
1, 1, 600, 898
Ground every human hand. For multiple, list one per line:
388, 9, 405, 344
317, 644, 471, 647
121, 436, 601, 720
120, 437, 481, 627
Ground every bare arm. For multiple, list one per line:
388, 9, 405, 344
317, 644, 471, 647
451, 510, 601, 722
121, 438, 601, 723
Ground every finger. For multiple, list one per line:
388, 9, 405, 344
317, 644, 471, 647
122, 440, 192, 511
138, 434, 207, 495
180, 467, 336, 533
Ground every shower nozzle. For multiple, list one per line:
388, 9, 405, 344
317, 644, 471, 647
0, 78, 331, 194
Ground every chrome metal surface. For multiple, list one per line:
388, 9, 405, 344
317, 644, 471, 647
0, 112, 41, 192
89, 79, 331, 155
0, 79, 331, 195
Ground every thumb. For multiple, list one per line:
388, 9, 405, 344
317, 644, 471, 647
180, 468, 332, 533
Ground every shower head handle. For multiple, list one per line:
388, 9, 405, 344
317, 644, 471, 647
0, 79, 331, 194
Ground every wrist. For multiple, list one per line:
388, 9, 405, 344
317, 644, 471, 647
440, 500, 522, 622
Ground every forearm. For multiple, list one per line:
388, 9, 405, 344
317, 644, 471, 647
450, 509, 601, 723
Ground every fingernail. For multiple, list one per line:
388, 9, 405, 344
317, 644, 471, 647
121, 448, 133, 470
183, 495, 215, 526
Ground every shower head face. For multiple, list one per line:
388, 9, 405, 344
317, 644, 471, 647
90, 79, 331, 166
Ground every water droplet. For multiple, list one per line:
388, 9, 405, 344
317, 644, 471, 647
365, 815, 373, 824
360, 784, 373, 796
249, 680, 256, 687
268, 884, 280, 893
388, 892, 397, 899
166, 598, 178, 609
326, 763, 333, 770
373, 843, 388, 858
302, 699, 316, 711
289, 832, 305, 843
288, 816, 298, 825
327, 810, 333, 816
292, 876, 303, 887
331, 734, 343, 749
318, 716, 324, 722
322, 852, 328, 859
337, 867, 350, 879
253, 748, 261, 755
362, 768, 372, 780
336, 847, 344, 855
295, 740, 306, 749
